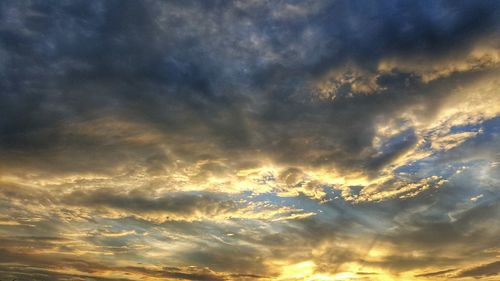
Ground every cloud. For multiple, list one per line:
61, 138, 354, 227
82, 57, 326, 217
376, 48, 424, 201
455, 260, 500, 278
65, 190, 240, 218
0, 251, 230, 281
414, 268, 456, 278
62, 188, 315, 222
0, 1, 499, 280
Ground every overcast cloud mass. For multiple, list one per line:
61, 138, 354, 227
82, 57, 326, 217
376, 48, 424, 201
1, 0, 500, 280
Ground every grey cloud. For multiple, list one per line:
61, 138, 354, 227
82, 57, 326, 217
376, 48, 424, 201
0, 266, 132, 281
64, 189, 239, 218
0, 0, 498, 177
414, 268, 456, 278
455, 260, 500, 278
122, 266, 228, 281
0, 255, 228, 281
182, 244, 270, 276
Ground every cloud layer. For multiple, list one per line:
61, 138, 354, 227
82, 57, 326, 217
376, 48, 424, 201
1, 0, 500, 280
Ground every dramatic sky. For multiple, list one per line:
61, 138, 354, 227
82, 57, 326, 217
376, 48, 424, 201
1, 1, 500, 280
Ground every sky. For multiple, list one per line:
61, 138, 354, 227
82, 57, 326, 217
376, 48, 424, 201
0, 1, 500, 280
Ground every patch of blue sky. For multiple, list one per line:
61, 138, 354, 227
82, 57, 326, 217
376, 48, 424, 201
473, 116, 500, 140
249, 191, 335, 216
449, 123, 482, 134
396, 116, 500, 177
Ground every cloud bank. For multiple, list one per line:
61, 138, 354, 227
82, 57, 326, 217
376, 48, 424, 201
1, 0, 500, 280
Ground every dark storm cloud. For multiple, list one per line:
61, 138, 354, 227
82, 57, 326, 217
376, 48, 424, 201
0, 0, 499, 177
305, 0, 500, 73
